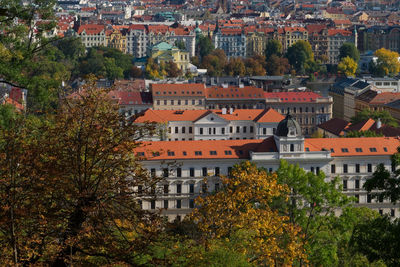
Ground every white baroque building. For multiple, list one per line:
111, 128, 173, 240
133, 108, 285, 141
135, 114, 400, 221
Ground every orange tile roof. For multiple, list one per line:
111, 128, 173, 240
77, 24, 105, 35
284, 26, 307, 33
328, 29, 352, 36
370, 92, 400, 104
264, 91, 323, 102
206, 86, 264, 99
135, 137, 400, 160
151, 83, 206, 97
135, 138, 276, 160
134, 108, 284, 123
305, 137, 400, 157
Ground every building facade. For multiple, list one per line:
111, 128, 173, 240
264, 92, 333, 136
135, 115, 400, 221
134, 108, 284, 141
152, 83, 206, 110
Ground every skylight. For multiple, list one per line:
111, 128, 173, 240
341, 148, 349, 152
195, 151, 202, 156
369, 148, 377, 152
224, 150, 232, 155
355, 148, 363, 152
210, 151, 217, 155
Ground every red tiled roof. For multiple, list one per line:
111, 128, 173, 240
328, 29, 352, 36
151, 83, 206, 97
305, 137, 400, 157
134, 108, 284, 123
109, 91, 152, 105
135, 137, 400, 160
318, 118, 350, 136
77, 24, 105, 35
370, 92, 400, 104
264, 92, 323, 102
284, 27, 307, 33
135, 138, 276, 160
206, 86, 264, 99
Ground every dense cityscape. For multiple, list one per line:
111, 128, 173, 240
1, 0, 400, 266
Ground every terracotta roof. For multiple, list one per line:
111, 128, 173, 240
328, 29, 352, 37
220, 28, 243, 35
151, 83, 205, 97
370, 92, 400, 104
77, 24, 105, 35
135, 136, 400, 160
135, 138, 277, 160
306, 24, 327, 33
109, 91, 152, 105
264, 91, 324, 102
305, 137, 400, 157
284, 27, 307, 33
206, 86, 264, 99
134, 108, 284, 123
5, 98, 24, 111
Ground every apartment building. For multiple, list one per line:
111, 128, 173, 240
135, 114, 400, 221
205, 85, 265, 109
282, 27, 309, 52
133, 108, 284, 141
327, 29, 354, 64
151, 83, 206, 110
264, 92, 333, 136
213, 27, 247, 58
75, 24, 107, 48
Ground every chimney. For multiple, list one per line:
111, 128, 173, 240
376, 118, 382, 129
239, 83, 244, 88
222, 107, 227, 114
229, 107, 233, 114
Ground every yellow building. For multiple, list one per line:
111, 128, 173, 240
150, 42, 190, 73
106, 29, 127, 53
246, 31, 268, 57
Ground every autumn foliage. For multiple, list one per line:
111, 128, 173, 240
189, 161, 306, 265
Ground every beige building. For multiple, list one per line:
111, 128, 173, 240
281, 27, 309, 51
151, 83, 206, 110
75, 24, 107, 48
264, 92, 333, 136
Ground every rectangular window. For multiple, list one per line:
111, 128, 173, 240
368, 164, 372, 173
171, 100, 174, 105
355, 194, 359, 203
163, 168, 169, 178
138, 185, 143, 194
177, 168, 182, 177
331, 164, 336, 174
189, 127, 192, 133
151, 200, 155, 210
367, 194, 371, 203
343, 164, 348, 173
355, 179, 360, 190
343, 180, 347, 190
200, 128, 203, 135
208, 128, 212, 135
391, 209, 395, 217
182, 127, 185, 133
175, 127, 179, 134
221, 128, 225, 134
215, 167, 220, 176
176, 184, 182, 195
202, 167, 207, 176
190, 168, 195, 177
189, 199, 194, 208
228, 167, 232, 176
195, 151, 202, 156
316, 167, 320, 174
230, 126, 233, 133
243, 126, 247, 133
189, 183, 194, 194
176, 199, 181, 209
164, 200, 168, 209
356, 164, 360, 173
311, 167, 314, 173
263, 128, 267, 135
151, 168, 156, 177
236, 126, 240, 133
163, 184, 169, 195
250, 126, 254, 133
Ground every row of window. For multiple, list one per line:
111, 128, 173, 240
144, 199, 195, 210
156, 99, 202, 106
138, 182, 220, 195
331, 163, 392, 174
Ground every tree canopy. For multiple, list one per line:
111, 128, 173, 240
338, 56, 358, 77
339, 43, 360, 62
286, 40, 314, 74
370, 48, 400, 77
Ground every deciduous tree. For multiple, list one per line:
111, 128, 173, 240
286, 41, 314, 75
339, 43, 360, 62
189, 161, 306, 266
338, 56, 358, 77
0, 78, 162, 265
372, 48, 400, 76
